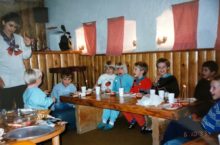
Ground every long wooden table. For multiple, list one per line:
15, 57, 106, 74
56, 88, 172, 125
61, 94, 188, 145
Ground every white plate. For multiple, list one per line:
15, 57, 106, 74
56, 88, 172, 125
20, 109, 35, 115
123, 93, 136, 98
162, 103, 181, 110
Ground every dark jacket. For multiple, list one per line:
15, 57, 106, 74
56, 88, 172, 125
194, 78, 212, 101
152, 75, 180, 97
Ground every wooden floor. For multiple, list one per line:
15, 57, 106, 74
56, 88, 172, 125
43, 117, 152, 145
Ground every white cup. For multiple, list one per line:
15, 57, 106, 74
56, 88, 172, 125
81, 86, 86, 93
95, 86, 101, 95
96, 94, 101, 101
119, 88, 124, 97
168, 93, 175, 104
158, 90, 165, 99
119, 95, 124, 103
150, 89, 155, 95
80, 92, 86, 97
0, 128, 4, 137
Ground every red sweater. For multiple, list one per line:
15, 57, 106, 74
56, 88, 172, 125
130, 77, 152, 93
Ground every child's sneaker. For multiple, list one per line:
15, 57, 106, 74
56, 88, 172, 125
128, 119, 136, 129
103, 124, 114, 130
97, 122, 106, 129
140, 125, 152, 134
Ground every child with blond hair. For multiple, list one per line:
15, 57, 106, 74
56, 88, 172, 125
23, 68, 55, 109
95, 61, 116, 93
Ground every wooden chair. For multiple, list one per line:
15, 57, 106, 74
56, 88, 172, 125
49, 66, 87, 90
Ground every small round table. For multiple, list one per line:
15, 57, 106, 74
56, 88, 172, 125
5, 124, 65, 145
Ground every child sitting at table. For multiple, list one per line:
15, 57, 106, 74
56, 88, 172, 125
152, 58, 179, 97
194, 60, 218, 101
50, 72, 77, 110
50, 72, 77, 129
95, 61, 116, 93
23, 68, 55, 109
161, 75, 220, 145
97, 62, 133, 130
122, 62, 152, 133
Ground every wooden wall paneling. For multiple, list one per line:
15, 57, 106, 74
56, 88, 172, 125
136, 53, 143, 62
20, 8, 36, 38
126, 54, 132, 74
156, 52, 165, 61
113, 55, 118, 64
130, 54, 137, 73
188, 51, 198, 98
73, 53, 82, 87
38, 54, 47, 90
52, 54, 61, 67
216, 49, 220, 74
198, 50, 206, 78
93, 56, 100, 87
180, 52, 189, 98
114, 56, 120, 72
66, 54, 77, 87
206, 49, 216, 61
95, 56, 102, 86
78, 55, 84, 87
85, 56, 94, 88
164, 52, 173, 61
148, 53, 157, 81
90, 56, 96, 88
29, 54, 39, 68
143, 53, 150, 78
77, 55, 84, 88
52, 54, 61, 85
67, 54, 75, 66
100, 56, 104, 75
121, 54, 126, 65
45, 54, 53, 90
76, 54, 80, 65
60, 54, 68, 67
165, 52, 173, 73
172, 52, 181, 96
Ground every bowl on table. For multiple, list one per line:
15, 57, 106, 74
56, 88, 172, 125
4, 110, 37, 128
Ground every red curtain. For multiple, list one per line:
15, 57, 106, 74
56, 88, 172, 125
83, 22, 96, 55
215, 8, 220, 49
172, 1, 198, 50
106, 16, 124, 56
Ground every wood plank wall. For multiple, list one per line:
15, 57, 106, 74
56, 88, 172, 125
25, 49, 216, 98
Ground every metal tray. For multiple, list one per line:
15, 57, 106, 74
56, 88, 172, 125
5, 125, 54, 140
